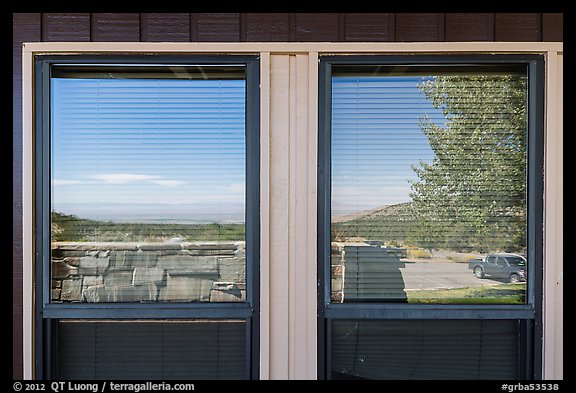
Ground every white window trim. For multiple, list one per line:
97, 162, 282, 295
22, 42, 563, 380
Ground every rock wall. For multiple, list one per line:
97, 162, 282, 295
51, 241, 246, 303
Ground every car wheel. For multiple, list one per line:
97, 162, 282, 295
509, 273, 521, 284
473, 266, 484, 279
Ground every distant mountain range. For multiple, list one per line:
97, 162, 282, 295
51, 211, 245, 242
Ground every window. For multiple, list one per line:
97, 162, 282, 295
318, 56, 543, 379
35, 56, 259, 379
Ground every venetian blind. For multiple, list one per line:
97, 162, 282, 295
331, 319, 521, 380
57, 320, 247, 380
329, 65, 528, 304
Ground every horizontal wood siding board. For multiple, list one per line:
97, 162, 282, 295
190, 13, 198, 41
245, 13, 290, 42
141, 13, 190, 42
13, 13, 41, 380
196, 13, 240, 42
396, 13, 445, 42
92, 13, 140, 42
495, 13, 542, 42
542, 13, 563, 41
344, 13, 394, 42
240, 13, 247, 42
42, 13, 90, 42
445, 13, 494, 41
293, 13, 339, 42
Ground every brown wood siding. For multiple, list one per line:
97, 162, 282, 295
245, 13, 290, 42
396, 13, 445, 41
11, 11, 563, 379
42, 13, 91, 42
445, 13, 495, 41
495, 13, 542, 41
195, 13, 240, 42
344, 13, 395, 42
542, 13, 563, 41
140, 13, 190, 42
92, 13, 140, 42
292, 13, 340, 42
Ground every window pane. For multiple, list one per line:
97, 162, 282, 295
57, 319, 247, 380
331, 319, 521, 380
50, 67, 247, 303
330, 66, 528, 304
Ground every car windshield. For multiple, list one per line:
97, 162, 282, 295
505, 256, 526, 266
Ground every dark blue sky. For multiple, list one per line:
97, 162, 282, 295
51, 77, 246, 223
331, 76, 440, 217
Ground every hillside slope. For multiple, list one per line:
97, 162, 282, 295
331, 202, 413, 243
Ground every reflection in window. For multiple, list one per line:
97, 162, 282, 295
50, 67, 247, 303
330, 66, 528, 304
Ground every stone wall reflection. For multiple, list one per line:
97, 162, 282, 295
51, 241, 246, 303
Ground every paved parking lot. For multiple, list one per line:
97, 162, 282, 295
400, 261, 504, 290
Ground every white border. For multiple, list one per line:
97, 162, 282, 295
22, 42, 563, 380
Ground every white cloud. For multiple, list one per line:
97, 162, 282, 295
91, 173, 184, 187
92, 173, 156, 184
52, 179, 84, 186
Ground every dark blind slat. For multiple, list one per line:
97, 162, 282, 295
57, 320, 247, 380
332, 319, 520, 380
